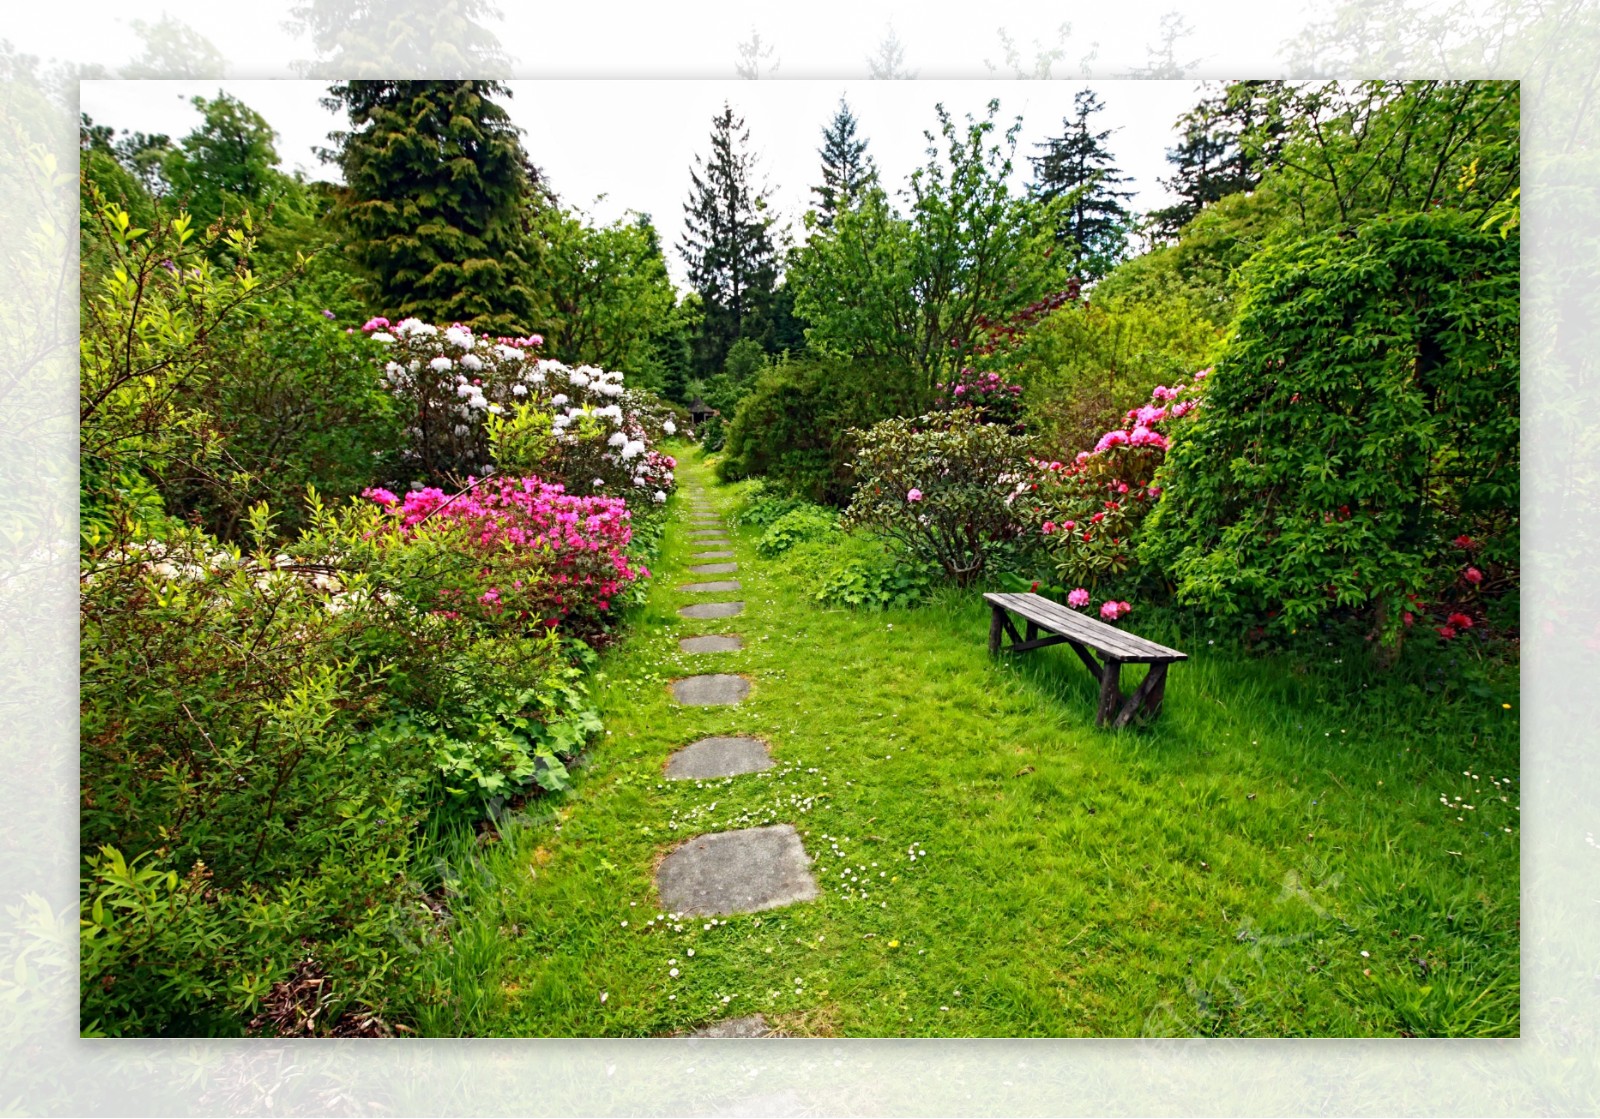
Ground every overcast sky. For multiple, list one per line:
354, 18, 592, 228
82, 78, 1207, 291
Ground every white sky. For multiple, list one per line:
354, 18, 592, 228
81, 78, 1207, 290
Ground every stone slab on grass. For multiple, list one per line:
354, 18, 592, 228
680, 579, 741, 593
665, 735, 772, 779
688, 562, 737, 575
691, 550, 735, 559
678, 601, 743, 619
679, 634, 742, 653
689, 531, 727, 539
682, 1015, 776, 1038
655, 825, 818, 916
671, 673, 750, 705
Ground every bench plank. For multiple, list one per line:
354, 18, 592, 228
983, 593, 1187, 662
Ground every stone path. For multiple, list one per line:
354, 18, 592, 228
664, 735, 772, 779
653, 482, 819, 1034
656, 824, 819, 915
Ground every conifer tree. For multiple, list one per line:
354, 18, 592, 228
322, 80, 540, 333
678, 102, 778, 373
1148, 80, 1285, 241
812, 97, 877, 229
1029, 89, 1134, 280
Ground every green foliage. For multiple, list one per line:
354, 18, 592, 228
700, 412, 726, 452
158, 292, 406, 539
528, 205, 677, 371
78, 195, 277, 545
324, 81, 540, 333
809, 541, 936, 610
160, 93, 286, 232
999, 291, 1221, 453
719, 354, 919, 505
1141, 210, 1519, 656
790, 100, 1072, 400
756, 505, 839, 557
842, 412, 1041, 585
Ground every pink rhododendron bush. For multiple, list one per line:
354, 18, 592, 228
362, 317, 677, 502
1028, 376, 1205, 617
363, 475, 648, 641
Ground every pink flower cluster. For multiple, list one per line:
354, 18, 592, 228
368, 475, 647, 629
1100, 600, 1132, 621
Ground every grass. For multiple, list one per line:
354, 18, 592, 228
409, 448, 1520, 1038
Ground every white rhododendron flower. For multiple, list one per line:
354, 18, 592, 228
460, 353, 484, 371
552, 393, 568, 406
371, 332, 395, 344
663, 420, 677, 435
511, 384, 527, 396
608, 431, 628, 447
621, 439, 645, 460
444, 325, 474, 348
653, 490, 666, 503
430, 356, 453, 372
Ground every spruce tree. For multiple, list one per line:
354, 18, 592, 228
1029, 89, 1134, 281
323, 80, 540, 333
678, 102, 779, 373
812, 97, 877, 229
1148, 81, 1285, 242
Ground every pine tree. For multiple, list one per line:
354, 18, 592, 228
679, 103, 779, 374
866, 26, 915, 79
1148, 81, 1285, 242
812, 97, 877, 229
322, 80, 540, 333
1029, 89, 1134, 281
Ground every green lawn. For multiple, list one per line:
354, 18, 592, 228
411, 450, 1520, 1038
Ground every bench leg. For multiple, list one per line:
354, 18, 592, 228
1113, 663, 1167, 729
1144, 663, 1169, 720
988, 604, 1006, 656
1096, 660, 1122, 727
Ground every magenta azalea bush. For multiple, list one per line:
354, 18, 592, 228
935, 366, 1025, 428
365, 475, 648, 640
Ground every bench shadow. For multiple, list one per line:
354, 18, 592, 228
1000, 644, 1168, 735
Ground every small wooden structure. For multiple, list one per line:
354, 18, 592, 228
688, 397, 716, 427
984, 592, 1187, 728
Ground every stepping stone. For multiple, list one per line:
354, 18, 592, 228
682, 1015, 776, 1038
671, 673, 750, 705
690, 530, 726, 539
680, 579, 741, 593
688, 562, 738, 575
678, 601, 743, 619
655, 825, 819, 916
665, 735, 772, 779
692, 550, 735, 559
679, 634, 742, 653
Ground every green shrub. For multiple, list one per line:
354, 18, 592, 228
757, 505, 840, 557
812, 546, 937, 610
701, 413, 726, 452
719, 355, 920, 504
1141, 210, 1519, 658
842, 412, 1041, 586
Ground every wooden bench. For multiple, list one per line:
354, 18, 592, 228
983, 592, 1187, 728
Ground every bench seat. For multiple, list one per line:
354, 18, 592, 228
983, 592, 1188, 728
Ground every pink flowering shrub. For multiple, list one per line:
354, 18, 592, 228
934, 367, 1025, 428
1030, 376, 1206, 601
367, 475, 647, 640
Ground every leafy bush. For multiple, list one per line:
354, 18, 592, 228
718, 354, 920, 505
1141, 211, 1519, 657
812, 545, 937, 610
995, 289, 1221, 454
842, 412, 1041, 585
732, 482, 813, 529
700, 412, 726, 452
934, 366, 1025, 429
757, 505, 839, 557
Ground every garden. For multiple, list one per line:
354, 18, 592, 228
78, 78, 1520, 1038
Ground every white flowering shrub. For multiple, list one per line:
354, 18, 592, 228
363, 317, 676, 500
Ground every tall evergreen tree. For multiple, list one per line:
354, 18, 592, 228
1029, 89, 1134, 281
812, 97, 877, 229
322, 80, 540, 333
1148, 81, 1285, 241
679, 103, 779, 373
